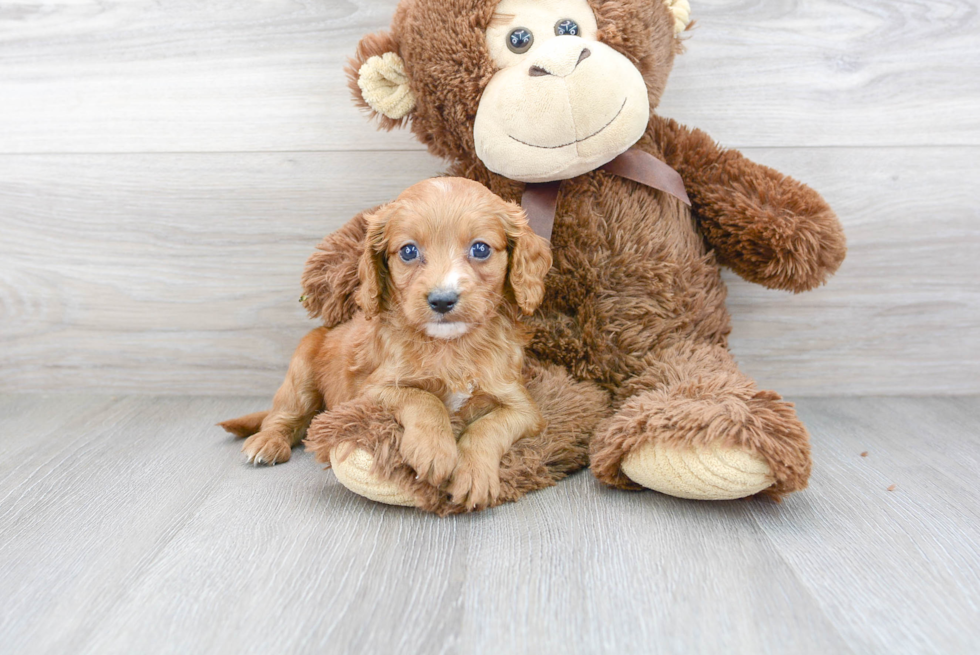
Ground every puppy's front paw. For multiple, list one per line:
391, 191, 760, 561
242, 430, 292, 466
448, 457, 501, 511
401, 430, 458, 486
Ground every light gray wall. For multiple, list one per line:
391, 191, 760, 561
1, 0, 977, 396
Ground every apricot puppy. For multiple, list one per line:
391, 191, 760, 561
220, 178, 552, 509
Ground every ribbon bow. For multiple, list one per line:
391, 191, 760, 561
521, 148, 690, 241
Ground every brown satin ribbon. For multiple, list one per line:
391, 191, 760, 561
521, 148, 690, 240
522, 181, 562, 242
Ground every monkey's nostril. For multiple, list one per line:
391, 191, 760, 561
529, 48, 590, 77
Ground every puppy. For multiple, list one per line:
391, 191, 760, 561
220, 178, 552, 509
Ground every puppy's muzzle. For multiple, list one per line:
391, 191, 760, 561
427, 290, 459, 315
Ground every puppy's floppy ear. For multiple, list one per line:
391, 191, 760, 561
346, 31, 415, 129
356, 204, 396, 317
301, 211, 372, 327
500, 202, 553, 315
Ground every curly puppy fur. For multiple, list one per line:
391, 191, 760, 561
299, 0, 846, 502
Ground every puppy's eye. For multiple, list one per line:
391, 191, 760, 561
399, 244, 419, 262
469, 242, 492, 260
507, 28, 533, 54
555, 19, 579, 36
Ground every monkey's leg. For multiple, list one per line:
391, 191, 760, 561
590, 340, 811, 500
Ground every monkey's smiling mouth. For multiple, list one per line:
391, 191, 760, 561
507, 97, 628, 150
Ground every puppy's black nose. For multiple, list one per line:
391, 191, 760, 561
428, 290, 459, 314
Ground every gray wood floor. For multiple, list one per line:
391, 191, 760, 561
1, 395, 978, 654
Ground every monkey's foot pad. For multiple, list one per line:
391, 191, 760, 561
331, 447, 418, 507
621, 441, 774, 500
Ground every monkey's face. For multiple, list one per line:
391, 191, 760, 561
347, 0, 683, 175
473, 0, 651, 183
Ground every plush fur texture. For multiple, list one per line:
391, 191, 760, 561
299, 0, 846, 505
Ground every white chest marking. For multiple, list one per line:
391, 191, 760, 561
444, 382, 477, 414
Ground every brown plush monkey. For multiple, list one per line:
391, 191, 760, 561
295, 0, 846, 513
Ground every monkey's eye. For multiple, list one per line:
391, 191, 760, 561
399, 244, 419, 262
507, 28, 533, 54
469, 242, 492, 260
555, 19, 579, 36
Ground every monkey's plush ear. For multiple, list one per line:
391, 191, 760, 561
664, 0, 692, 35
355, 205, 396, 317
500, 202, 553, 315
346, 32, 415, 128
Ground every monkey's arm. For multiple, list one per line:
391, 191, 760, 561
300, 208, 378, 327
650, 116, 846, 293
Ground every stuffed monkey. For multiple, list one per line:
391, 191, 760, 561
297, 0, 846, 512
